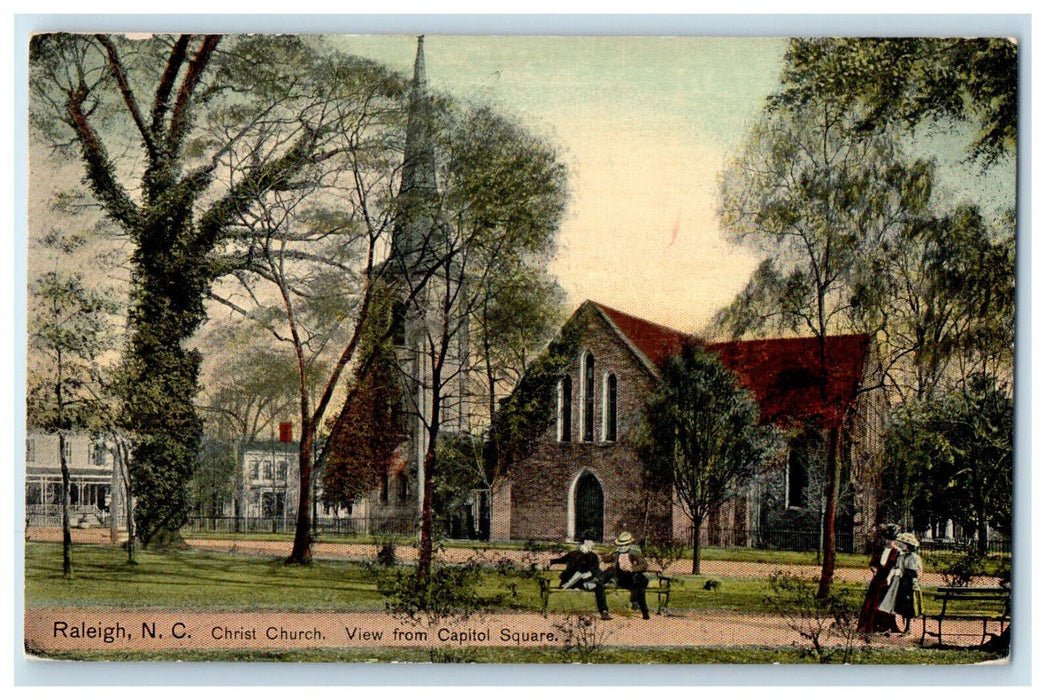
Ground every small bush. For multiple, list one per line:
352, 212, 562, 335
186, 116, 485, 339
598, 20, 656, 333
642, 533, 687, 572
553, 613, 612, 663
931, 546, 989, 587
766, 571, 868, 664
373, 556, 507, 663
371, 533, 399, 567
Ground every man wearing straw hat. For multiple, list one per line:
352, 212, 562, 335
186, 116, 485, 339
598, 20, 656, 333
602, 531, 651, 619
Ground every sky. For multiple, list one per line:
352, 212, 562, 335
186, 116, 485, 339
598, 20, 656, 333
325, 34, 1017, 333
330, 35, 788, 332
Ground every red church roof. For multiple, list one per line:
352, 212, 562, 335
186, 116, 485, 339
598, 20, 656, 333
706, 334, 870, 430
590, 301, 869, 430
592, 302, 692, 368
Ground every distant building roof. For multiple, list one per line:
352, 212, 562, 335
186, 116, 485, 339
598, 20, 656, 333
588, 300, 869, 430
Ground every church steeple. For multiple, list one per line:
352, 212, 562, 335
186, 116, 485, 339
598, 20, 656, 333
391, 35, 441, 275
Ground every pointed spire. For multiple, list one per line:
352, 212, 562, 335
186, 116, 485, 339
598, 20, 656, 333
401, 35, 437, 195
412, 35, 427, 93
392, 35, 440, 276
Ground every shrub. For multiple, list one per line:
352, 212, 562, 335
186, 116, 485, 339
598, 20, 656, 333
930, 545, 989, 587
642, 533, 687, 572
553, 613, 612, 663
371, 533, 400, 567
766, 571, 868, 663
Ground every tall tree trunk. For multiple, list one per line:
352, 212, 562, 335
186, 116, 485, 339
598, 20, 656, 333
416, 400, 442, 583
109, 438, 120, 545
818, 425, 840, 598
691, 515, 702, 575
59, 431, 72, 578
56, 344, 73, 578
287, 424, 315, 565
113, 438, 137, 565
976, 505, 989, 556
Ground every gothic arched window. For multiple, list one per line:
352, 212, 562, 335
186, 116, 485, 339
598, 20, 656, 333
787, 440, 810, 509
391, 300, 407, 346
604, 374, 618, 442
581, 352, 595, 442
558, 375, 572, 442
396, 473, 409, 503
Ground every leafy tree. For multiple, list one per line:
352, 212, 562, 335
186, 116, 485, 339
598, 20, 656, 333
29, 33, 402, 547
718, 95, 928, 596
210, 90, 412, 564
192, 438, 239, 519
883, 375, 1012, 553
424, 263, 563, 529
472, 262, 565, 425
718, 101, 931, 345
851, 204, 1015, 403
772, 38, 1017, 164
197, 327, 306, 525
385, 103, 567, 579
27, 259, 119, 576
635, 344, 778, 574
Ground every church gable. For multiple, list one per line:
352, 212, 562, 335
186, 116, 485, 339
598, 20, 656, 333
548, 301, 660, 446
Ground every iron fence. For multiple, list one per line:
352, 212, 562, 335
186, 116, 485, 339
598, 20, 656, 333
26, 505, 109, 528
919, 538, 1012, 557
182, 515, 457, 539
701, 526, 856, 553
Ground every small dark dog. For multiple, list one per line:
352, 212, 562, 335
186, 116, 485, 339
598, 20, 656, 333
703, 579, 721, 591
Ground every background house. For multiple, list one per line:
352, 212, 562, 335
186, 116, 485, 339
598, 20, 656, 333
235, 441, 300, 521
24, 431, 130, 529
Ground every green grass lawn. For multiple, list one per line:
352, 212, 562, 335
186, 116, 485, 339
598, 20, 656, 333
182, 531, 877, 568
26, 542, 867, 615
25, 542, 387, 611
25, 543, 1009, 665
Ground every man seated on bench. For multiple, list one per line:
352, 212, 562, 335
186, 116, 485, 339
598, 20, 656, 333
602, 531, 651, 620
550, 539, 612, 620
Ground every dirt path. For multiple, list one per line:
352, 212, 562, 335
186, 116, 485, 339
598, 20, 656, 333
25, 605, 935, 655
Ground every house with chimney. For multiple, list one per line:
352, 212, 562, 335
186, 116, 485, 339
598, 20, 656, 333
490, 300, 886, 552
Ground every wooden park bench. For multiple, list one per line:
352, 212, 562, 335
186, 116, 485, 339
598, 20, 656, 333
920, 586, 1010, 648
538, 571, 674, 616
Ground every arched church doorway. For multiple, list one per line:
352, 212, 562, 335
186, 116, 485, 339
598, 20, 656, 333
574, 471, 604, 542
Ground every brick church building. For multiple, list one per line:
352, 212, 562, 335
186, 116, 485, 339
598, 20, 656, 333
490, 300, 885, 552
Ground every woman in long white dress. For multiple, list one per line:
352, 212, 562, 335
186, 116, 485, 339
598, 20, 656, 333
878, 532, 923, 634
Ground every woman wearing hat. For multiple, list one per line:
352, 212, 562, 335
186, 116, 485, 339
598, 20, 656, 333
602, 532, 651, 619
857, 524, 902, 634
878, 532, 924, 634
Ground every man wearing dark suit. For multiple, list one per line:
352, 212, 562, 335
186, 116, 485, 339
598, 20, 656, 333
550, 539, 611, 620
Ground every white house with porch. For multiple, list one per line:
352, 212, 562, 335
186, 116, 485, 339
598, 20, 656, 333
24, 430, 130, 528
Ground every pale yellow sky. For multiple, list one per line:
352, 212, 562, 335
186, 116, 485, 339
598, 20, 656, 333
332, 35, 1016, 331
329, 36, 788, 331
